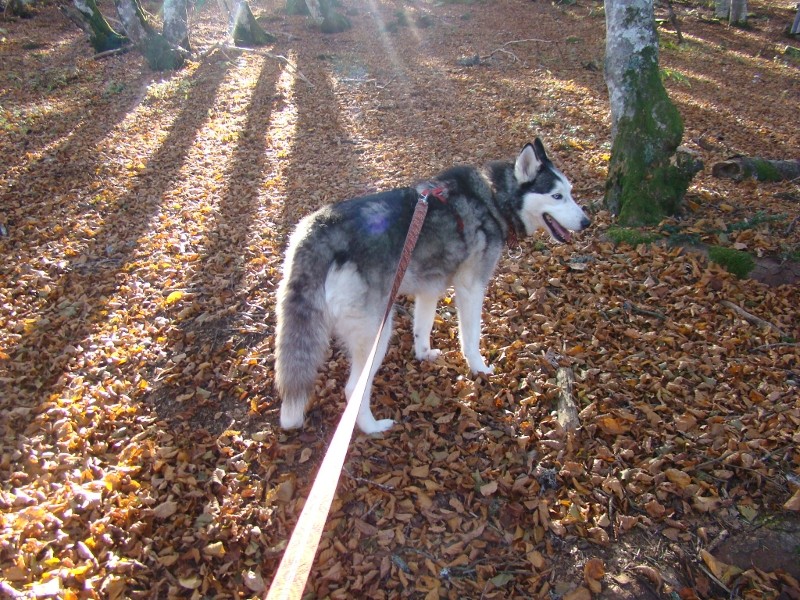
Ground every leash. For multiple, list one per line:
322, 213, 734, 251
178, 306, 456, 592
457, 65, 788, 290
265, 190, 431, 600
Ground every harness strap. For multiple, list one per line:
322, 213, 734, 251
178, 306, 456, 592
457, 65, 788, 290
265, 193, 430, 600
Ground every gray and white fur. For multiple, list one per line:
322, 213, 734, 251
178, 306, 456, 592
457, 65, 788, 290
275, 139, 590, 434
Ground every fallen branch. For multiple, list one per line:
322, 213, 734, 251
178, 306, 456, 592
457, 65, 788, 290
720, 300, 786, 337
93, 45, 132, 60
624, 300, 667, 321
203, 43, 315, 87
754, 342, 800, 352
478, 38, 555, 65
343, 467, 395, 492
555, 367, 580, 432
711, 156, 800, 182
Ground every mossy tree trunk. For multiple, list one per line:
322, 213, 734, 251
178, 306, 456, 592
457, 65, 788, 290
230, 0, 276, 46
112, 0, 187, 69
604, 0, 699, 226
284, 0, 351, 33
64, 0, 188, 68
63, 0, 127, 52
318, 0, 351, 34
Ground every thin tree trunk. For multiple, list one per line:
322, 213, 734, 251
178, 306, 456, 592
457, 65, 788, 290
604, 0, 699, 225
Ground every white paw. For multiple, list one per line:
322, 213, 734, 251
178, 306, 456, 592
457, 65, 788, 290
358, 417, 395, 435
470, 362, 494, 375
280, 402, 305, 430
416, 348, 442, 362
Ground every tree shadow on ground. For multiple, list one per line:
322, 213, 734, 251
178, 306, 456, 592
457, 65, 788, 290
0, 57, 231, 428
144, 56, 285, 434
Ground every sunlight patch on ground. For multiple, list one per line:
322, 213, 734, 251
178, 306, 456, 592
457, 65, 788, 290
364, 0, 406, 77
129, 56, 264, 281
52, 58, 268, 418
669, 87, 778, 140
677, 31, 798, 79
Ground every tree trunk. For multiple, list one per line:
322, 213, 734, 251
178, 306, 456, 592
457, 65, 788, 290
729, 0, 747, 26
712, 157, 800, 182
63, 0, 128, 52
603, 0, 699, 225
231, 0, 276, 46
791, 4, 800, 35
304, 0, 323, 21
318, 0, 351, 34
112, 0, 154, 44
715, 0, 729, 19
6, 0, 34, 18
113, 0, 186, 69
285, 0, 310, 16
163, 0, 191, 51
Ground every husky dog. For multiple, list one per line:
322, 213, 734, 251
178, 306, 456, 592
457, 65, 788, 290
275, 139, 590, 434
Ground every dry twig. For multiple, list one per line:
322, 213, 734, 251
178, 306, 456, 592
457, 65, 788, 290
720, 300, 785, 337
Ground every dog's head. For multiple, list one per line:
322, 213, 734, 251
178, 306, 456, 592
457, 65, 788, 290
514, 139, 591, 243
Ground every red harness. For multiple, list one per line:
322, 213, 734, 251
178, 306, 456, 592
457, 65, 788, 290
418, 183, 463, 233
417, 183, 520, 248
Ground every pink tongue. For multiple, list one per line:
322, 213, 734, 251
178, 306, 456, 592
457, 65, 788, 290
549, 216, 571, 242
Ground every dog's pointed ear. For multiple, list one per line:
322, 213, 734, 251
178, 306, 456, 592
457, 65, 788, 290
515, 142, 543, 182
533, 137, 549, 164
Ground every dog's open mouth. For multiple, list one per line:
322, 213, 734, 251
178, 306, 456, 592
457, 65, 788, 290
543, 213, 572, 243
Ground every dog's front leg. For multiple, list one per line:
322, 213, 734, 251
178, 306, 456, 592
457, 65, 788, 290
454, 282, 494, 374
413, 293, 442, 362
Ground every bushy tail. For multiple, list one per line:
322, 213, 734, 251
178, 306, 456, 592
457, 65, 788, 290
274, 241, 332, 430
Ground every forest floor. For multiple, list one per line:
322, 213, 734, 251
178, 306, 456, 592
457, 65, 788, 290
1, 0, 800, 598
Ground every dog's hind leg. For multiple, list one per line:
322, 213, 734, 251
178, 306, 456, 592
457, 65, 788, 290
413, 292, 441, 362
454, 281, 494, 374
340, 312, 395, 435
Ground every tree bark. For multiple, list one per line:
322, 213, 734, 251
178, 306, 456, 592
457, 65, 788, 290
712, 157, 800, 182
163, 0, 191, 51
6, 0, 34, 18
231, 0, 276, 46
603, 0, 699, 225
112, 0, 154, 44
113, 0, 186, 69
715, 0, 729, 19
63, 0, 128, 52
729, 0, 747, 26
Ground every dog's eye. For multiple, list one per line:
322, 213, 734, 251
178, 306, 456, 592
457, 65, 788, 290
552, 193, 563, 200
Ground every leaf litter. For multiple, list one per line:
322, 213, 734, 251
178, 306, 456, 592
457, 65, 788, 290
1, 0, 799, 598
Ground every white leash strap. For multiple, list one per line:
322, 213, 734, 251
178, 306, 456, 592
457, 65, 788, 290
265, 195, 429, 600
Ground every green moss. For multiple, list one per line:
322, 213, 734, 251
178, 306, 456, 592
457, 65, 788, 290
707, 246, 755, 279
320, 12, 351, 33
750, 158, 783, 182
605, 46, 693, 226
143, 35, 185, 71
606, 226, 659, 247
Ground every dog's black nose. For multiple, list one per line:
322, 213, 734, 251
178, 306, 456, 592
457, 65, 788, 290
580, 216, 591, 230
